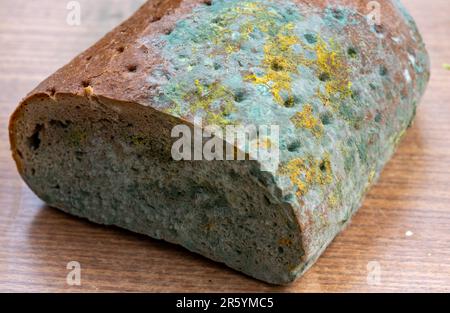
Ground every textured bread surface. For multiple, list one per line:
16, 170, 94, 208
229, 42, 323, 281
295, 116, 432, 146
9, 0, 429, 284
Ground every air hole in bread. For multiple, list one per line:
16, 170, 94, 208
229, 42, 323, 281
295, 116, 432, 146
151, 15, 162, 23
319, 72, 331, 82
379, 65, 388, 76
127, 64, 138, 72
347, 47, 358, 58
332, 8, 344, 20
304, 33, 317, 44
27, 124, 44, 151
117, 46, 125, 53
374, 24, 384, 34
283, 96, 297, 108
319, 161, 327, 173
234, 89, 246, 103
271, 60, 284, 72
81, 80, 91, 88
47, 87, 56, 96
320, 112, 333, 125
287, 141, 301, 152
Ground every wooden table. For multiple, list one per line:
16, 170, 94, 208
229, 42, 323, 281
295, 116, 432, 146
0, 0, 449, 292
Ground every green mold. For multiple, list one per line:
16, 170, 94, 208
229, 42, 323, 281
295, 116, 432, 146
141, 0, 430, 281
144, 0, 429, 210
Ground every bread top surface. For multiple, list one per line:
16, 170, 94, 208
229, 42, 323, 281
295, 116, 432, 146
20, 0, 426, 111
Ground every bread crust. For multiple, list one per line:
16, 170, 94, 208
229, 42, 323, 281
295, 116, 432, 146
10, 0, 421, 112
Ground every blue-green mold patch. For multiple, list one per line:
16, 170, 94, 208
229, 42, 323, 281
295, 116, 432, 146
142, 0, 429, 234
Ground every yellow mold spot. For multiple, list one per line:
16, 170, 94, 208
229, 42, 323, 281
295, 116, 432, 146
278, 237, 293, 247
314, 37, 352, 104
187, 81, 237, 126
246, 23, 304, 105
211, 2, 279, 54
252, 137, 272, 150
368, 169, 376, 184
290, 104, 324, 137
84, 86, 94, 97
327, 192, 339, 207
279, 154, 333, 197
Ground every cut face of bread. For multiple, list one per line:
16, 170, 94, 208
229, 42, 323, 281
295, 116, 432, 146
11, 93, 305, 284
9, 0, 429, 284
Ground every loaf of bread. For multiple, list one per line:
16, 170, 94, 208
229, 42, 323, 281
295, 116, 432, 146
9, 0, 429, 284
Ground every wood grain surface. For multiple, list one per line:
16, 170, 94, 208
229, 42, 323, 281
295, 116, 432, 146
0, 0, 449, 293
